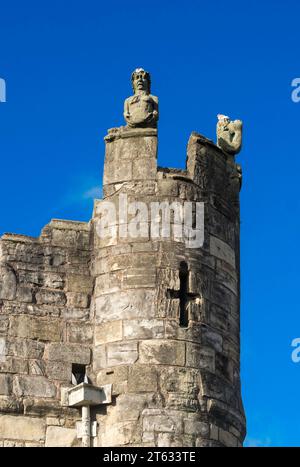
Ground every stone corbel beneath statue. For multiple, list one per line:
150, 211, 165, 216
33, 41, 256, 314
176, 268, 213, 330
104, 126, 157, 142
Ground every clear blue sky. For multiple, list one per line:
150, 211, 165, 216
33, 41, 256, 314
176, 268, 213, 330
1, 0, 299, 447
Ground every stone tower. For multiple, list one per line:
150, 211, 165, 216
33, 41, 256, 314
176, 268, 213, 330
0, 69, 246, 447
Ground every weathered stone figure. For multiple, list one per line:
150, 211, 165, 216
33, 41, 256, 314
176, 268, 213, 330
217, 114, 242, 155
124, 68, 159, 128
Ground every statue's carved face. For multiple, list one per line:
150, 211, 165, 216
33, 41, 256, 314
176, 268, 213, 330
132, 70, 150, 93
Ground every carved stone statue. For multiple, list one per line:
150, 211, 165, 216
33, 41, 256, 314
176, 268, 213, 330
217, 114, 242, 155
124, 68, 159, 128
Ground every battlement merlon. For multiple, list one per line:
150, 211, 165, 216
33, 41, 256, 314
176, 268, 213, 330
102, 129, 242, 205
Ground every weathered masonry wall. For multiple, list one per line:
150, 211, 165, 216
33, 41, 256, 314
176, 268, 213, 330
0, 129, 245, 447
0, 220, 93, 446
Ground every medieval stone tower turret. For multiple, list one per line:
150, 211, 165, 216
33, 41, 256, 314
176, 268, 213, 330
0, 69, 246, 447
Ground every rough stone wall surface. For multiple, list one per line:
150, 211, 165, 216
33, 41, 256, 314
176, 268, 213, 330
0, 129, 245, 447
0, 220, 93, 446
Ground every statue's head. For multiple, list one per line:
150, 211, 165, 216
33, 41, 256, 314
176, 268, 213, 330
131, 68, 151, 94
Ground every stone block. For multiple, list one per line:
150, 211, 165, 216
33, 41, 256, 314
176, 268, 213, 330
215, 268, 238, 295
45, 343, 91, 364
131, 241, 158, 253
107, 393, 151, 424
164, 320, 202, 343
0, 316, 8, 333
156, 433, 193, 447
94, 273, 120, 295
99, 420, 141, 447
0, 374, 12, 395
139, 340, 185, 366
25, 442, 43, 447
44, 274, 64, 289
107, 341, 138, 367
95, 321, 123, 345
16, 286, 33, 303
122, 267, 156, 289
210, 424, 219, 441
67, 292, 90, 308
0, 337, 6, 362
184, 419, 209, 437
207, 399, 246, 435
13, 375, 57, 398
23, 398, 67, 418
67, 323, 93, 344
128, 365, 157, 392
123, 319, 164, 340
200, 370, 233, 402
95, 290, 156, 324
46, 361, 71, 382
35, 290, 66, 306
185, 343, 215, 371
7, 339, 45, 359
0, 415, 46, 441
132, 157, 157, 180
0, 357, 28, 374
45, 426, 77, 447
210, 236, 235, 268
4, 441, 24, 447
19, 271, 43, 286
9, 316, 62, 342
210, 282, 237, 311
116, 161, 133, 181
51, 229, 77, 248
159, 366, 197, 392
46, 416, 62, 426
62, 308, 90, 320
219, 428, 238, 447
201, 325, 223, 353
29, 360, 46, 376
0, 264, 17, 300
93, 345, 107, 371
50, 253, 66, 267
216, 258, 237, 279
229, 425, 241, 438
142, 431, 155, 443
0, 395, 23, 413
66, 274, 93, 293
143, 413, 183, 434
48, 219, 90, 232
96, 366, 128, 396
209, 303, 229, 332
157, 179, 179, 197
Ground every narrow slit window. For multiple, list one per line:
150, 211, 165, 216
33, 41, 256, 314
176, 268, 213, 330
179, 262, 189, 328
